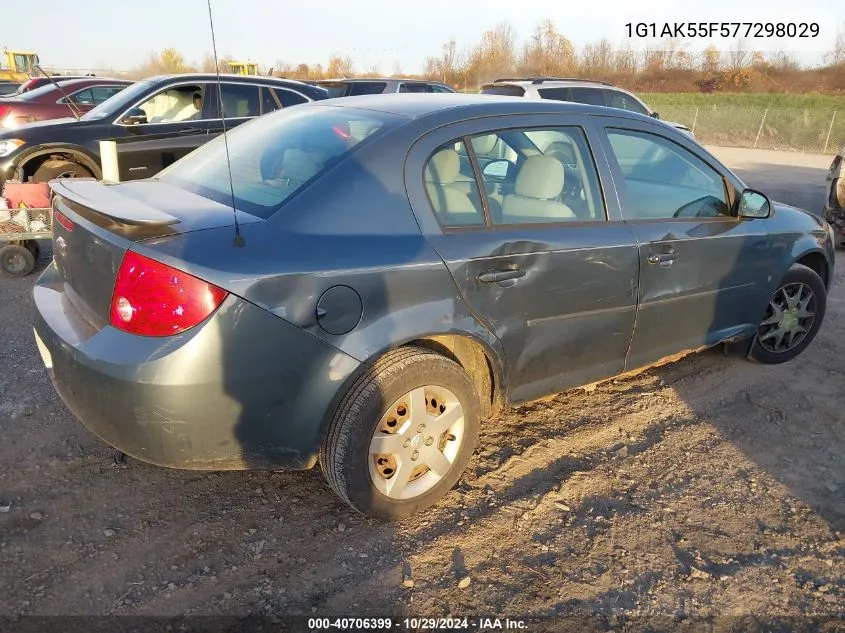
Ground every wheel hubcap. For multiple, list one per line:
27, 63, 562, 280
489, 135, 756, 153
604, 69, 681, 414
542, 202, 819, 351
368, 385, 465, 500
6, 253, 26, 273
757, 282, 815, 353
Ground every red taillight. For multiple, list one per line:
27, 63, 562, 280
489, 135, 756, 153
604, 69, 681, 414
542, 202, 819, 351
110, 251, 228, 337
0, 106, 9, 119
53, 208, 74, 232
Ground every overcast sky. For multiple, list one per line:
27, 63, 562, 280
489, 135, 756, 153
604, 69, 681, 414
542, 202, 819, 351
13, 0, 844, 74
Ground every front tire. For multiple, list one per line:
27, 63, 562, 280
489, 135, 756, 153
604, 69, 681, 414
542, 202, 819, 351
320, 346, 480, 521
749, 263, 826, 364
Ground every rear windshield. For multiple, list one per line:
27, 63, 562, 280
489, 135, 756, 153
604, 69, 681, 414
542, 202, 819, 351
320, 81, 388, 97
157, 105, 402, 219
480, 85, 525, 97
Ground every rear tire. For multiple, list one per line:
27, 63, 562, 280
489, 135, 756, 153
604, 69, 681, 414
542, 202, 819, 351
320, 346, 480, 521
749, 263, 826, 364
32, 159, 93, 182
0, 243, 36, 277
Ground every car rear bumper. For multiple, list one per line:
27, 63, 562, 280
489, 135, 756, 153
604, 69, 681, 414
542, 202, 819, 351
32, 263, 361, 471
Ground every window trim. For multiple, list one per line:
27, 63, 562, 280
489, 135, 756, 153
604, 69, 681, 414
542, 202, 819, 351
463, 134, 492, 227
602, 125, 737, 223
111, 79, 314, 127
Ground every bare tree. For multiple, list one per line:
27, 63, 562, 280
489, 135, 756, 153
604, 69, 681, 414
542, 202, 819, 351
827, 23, 845, 66
701, 45, 722, 73
134, 48, 196, 77
580, 38, 614, 77
613, 42, 639, 75
520, 20, 576, 77
469, 21, 518, 84
726, 38, 751, 70
326, 55, 354, 77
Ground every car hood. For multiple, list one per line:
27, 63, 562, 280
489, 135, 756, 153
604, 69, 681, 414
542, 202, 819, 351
0, 116, 80, 138
772, 200, 827, 227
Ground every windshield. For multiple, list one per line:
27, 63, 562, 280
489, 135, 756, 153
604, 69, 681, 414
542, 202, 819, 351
157, 105, 403, 219
82, 80, 150, 120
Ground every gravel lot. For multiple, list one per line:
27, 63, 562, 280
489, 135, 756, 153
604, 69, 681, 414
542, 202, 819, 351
0, 146, 842, 625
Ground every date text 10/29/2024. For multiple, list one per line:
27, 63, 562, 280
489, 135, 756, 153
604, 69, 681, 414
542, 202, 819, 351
308, 617, 528, 631
625, 22, 820, 38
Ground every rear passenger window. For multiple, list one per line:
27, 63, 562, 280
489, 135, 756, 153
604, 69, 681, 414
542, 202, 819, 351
537, 88, 571, 101
399, 83, 432, 93
220, 83, 260, 118
606, 90, 648, 115
568, 88, 606, 106
347, 82, 387, 95
273, 88, 308, 108
424, 141, 486, 228
474, 127, 606, 225
91, 85, 125, 104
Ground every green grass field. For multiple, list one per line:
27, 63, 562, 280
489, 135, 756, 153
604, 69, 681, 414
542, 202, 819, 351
460, 89, 843, 151
638, 93, 843, 153
640, 92, 843, 109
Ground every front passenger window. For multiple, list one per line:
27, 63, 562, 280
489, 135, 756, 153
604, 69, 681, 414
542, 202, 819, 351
136, 84, 206, 123
606, 129, 731, 220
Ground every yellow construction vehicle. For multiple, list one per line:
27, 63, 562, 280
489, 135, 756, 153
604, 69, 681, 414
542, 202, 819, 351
0, 48, 40, 82
228, 61, 259, 76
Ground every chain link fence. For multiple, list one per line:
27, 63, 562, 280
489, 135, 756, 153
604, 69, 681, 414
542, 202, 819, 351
654, 105, 844, 154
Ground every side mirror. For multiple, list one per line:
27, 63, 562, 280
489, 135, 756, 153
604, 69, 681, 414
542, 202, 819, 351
651, 111, 660, 120
483, 159, 510, 180
737, 188, 771, 219
120, 107, 147, 125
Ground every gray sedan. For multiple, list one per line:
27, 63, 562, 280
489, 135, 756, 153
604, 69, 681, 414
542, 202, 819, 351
32, 94, 836, 520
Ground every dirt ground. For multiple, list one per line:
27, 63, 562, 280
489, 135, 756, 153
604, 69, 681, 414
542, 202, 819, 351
0, 147, 843, 627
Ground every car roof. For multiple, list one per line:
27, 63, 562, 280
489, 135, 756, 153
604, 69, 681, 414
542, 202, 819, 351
318, 77, 438, 84
142, 73, 315, 85
483, 78, 618, 89
309, 92, 648, 120
46, 77, 133, 87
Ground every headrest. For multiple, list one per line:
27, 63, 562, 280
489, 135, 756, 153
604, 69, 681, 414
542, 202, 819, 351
514, 155, 565, 200
470, 134, 498, 155
545, 141, 576, 163
425, 148, 460, 184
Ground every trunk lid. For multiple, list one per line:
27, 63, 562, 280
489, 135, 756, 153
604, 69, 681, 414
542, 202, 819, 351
49, 178, 261, 329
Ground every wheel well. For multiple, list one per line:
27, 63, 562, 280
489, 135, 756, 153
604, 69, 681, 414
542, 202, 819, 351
404, 335, 502, 419
796, 252, 829, 287
20, 151, 100, 181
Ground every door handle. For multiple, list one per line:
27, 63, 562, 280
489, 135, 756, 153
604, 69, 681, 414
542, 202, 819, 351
178, 127, 201, 134
647, 253, 678, 267
477, 268, 526, 283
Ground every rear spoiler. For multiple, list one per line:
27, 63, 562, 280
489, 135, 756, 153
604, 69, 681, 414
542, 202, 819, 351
50, 179, 180, 226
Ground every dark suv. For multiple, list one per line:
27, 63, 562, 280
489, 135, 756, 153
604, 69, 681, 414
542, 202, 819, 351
318, 77, 455, 97
0, 73, 328, 186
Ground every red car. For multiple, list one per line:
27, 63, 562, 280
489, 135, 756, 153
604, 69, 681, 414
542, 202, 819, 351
0, 77, 133, 129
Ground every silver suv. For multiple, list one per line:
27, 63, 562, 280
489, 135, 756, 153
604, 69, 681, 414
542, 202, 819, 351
480, 77, 692, 136
318, 78, 456, 97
